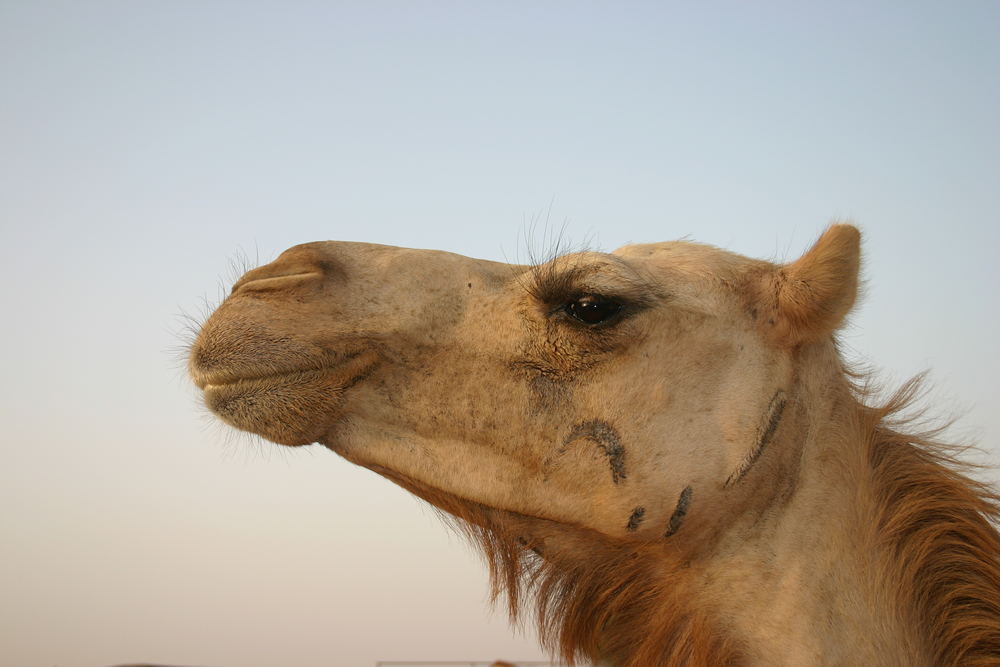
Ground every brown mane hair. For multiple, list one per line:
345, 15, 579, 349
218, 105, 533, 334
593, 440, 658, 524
861, 377, 1000, 666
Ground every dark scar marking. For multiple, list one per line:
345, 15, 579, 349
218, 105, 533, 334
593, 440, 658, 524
665, 486, 693, 537
725, 390, 788, 487
563, 419, 627, 484
626, 507, 646, 532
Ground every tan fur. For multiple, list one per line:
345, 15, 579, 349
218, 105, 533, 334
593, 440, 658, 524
189, 227, 1000, 665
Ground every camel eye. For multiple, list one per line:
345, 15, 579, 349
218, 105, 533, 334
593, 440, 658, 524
566, 295, 623, 325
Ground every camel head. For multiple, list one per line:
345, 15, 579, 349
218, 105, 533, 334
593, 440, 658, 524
189, 226, 860, 555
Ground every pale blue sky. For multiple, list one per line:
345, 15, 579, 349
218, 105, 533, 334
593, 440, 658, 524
1, 2, 998, 666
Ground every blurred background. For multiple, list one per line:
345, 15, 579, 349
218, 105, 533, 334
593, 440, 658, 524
1, 2, 997, 666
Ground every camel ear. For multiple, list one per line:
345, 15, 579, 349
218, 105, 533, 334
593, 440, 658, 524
757, 224, 861, 345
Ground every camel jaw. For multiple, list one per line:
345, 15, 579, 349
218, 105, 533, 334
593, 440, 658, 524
357, 461, 578, 550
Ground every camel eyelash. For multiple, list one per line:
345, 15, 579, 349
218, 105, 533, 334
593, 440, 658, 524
525, 263, 592, 306
526, 263, 663, 319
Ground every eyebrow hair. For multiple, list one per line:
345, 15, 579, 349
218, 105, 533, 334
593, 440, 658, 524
525, 261, 594, 304
524, 255, 666, 308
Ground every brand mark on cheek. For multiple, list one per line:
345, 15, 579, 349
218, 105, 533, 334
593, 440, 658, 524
665, 486, 693, 538
562, 419, 627, 485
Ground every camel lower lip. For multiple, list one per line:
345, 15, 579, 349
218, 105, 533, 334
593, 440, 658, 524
202, 370, 349, 446
197, 355, 378, 446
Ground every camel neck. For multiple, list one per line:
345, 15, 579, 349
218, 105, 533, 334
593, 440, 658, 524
694, 362, 929, 665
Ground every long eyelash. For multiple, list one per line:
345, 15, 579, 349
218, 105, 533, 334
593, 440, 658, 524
515, 229, 594, 304
527, 263, 593, 305
528, 263, 666, 315
515, 232, 668, 311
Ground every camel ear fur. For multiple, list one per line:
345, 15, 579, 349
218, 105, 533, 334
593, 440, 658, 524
754, 224, 861, 346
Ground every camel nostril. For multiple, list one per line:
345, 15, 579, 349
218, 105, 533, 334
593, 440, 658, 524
230, 245, 345, 295
231, 270, 323, 294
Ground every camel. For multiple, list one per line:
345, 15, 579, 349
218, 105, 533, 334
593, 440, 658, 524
188, 224, 1000, 666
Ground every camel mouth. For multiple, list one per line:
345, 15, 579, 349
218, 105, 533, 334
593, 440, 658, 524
190, 348, 376, 390
196, 352, 379, 446
202, 367, 336, 394
196, 367, 328, 390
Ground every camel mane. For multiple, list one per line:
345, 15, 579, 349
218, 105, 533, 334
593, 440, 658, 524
381, 370, 1000, 666
861, 376, 1000, 667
